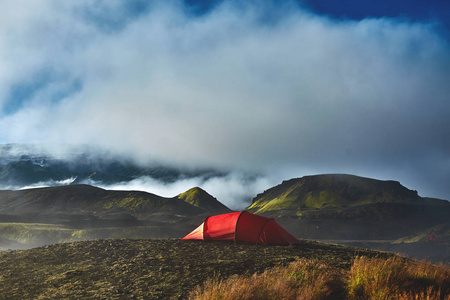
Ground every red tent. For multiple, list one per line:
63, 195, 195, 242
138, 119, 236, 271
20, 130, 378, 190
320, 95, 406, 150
182, 211, 300, 245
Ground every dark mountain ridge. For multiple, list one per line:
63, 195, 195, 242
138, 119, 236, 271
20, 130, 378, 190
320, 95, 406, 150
0, 184, 230, 219
0, 143, 228, 188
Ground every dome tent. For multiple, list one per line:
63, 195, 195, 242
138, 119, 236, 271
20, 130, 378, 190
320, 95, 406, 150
182, 211, 300, 245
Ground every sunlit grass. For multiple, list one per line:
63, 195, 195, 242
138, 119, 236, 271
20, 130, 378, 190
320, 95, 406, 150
348, 256, 450, 300
0, 223, 71, 244
190, 256, 450, 300
0, 223, 169, 246
189, 258, 345, 300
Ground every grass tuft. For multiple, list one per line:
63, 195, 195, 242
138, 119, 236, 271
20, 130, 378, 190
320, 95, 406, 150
348, 256, 450, 300
188, 259, 345, 300
190, 256, 450, 300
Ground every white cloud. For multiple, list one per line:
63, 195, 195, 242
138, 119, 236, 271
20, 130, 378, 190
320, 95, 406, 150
93, 173, 274, 210
2, 177, 78, 191
1, 1, 450, 200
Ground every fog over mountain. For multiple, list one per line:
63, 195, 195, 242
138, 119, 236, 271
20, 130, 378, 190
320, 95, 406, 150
0, 144, 273, 210
1, 1, 450, 202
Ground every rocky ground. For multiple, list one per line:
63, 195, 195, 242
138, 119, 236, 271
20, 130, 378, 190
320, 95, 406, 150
0, 238, 394, 300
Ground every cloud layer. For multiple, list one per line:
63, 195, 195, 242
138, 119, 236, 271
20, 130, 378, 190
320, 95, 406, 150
1, 1, 450, 200
93, 172, 272, 210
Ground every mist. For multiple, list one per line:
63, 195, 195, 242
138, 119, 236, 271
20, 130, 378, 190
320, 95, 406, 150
87, 172, 274, 210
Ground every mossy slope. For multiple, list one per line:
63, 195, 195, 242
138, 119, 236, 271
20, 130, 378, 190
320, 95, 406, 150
245, 174, 450, 245
246, 174, 446, 214
0, 184, 230, 216
177, 187, 231, 213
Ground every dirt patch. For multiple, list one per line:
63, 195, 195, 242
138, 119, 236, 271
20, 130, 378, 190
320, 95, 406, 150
0, 238, 394, 299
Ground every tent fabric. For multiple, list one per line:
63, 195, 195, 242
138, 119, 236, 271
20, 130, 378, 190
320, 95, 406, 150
182, 211, 300, 245
182, 223, 204, 240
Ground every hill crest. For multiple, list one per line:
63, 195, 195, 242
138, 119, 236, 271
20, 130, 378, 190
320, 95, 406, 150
0, 184, 230, 218
246, 174, 445, 214
177, 187, 230, 213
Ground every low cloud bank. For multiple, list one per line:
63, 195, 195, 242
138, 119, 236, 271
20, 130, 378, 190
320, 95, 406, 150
2, 177, 78, 191
93, 172, 275, 210
0, 171, 274, 210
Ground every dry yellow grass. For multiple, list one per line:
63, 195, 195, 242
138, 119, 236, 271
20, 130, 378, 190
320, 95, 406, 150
189, 258, 345, 300
348, 256, 450, 300
190, 256, 450, 300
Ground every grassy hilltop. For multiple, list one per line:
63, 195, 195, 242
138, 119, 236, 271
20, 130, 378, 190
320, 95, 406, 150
246, 174, 450, 243
0, 239, 448, 300
247, 174, 448, 214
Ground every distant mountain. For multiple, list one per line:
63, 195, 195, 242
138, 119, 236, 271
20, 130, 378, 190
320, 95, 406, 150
247, 174, 447, 214
0, 143, 227, 188
0, 184, 230, 219
246, 174, 450, 241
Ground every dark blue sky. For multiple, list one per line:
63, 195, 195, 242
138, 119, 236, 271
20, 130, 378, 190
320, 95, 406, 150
302, 0, 450, 35
302, 0, 448, 20
185, 0, 450, 35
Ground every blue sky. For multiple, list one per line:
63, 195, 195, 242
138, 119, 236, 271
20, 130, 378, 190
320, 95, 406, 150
1, 0, 450, 202
185, 0, 450, 30
302, 0, 449, 22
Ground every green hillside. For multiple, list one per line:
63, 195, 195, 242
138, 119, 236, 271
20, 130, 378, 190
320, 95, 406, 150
0, 184, 230, 217
0, 185, 230, 248
245, 174, 450, 244
177, 187, 230, 213
246, 174, 445, 214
